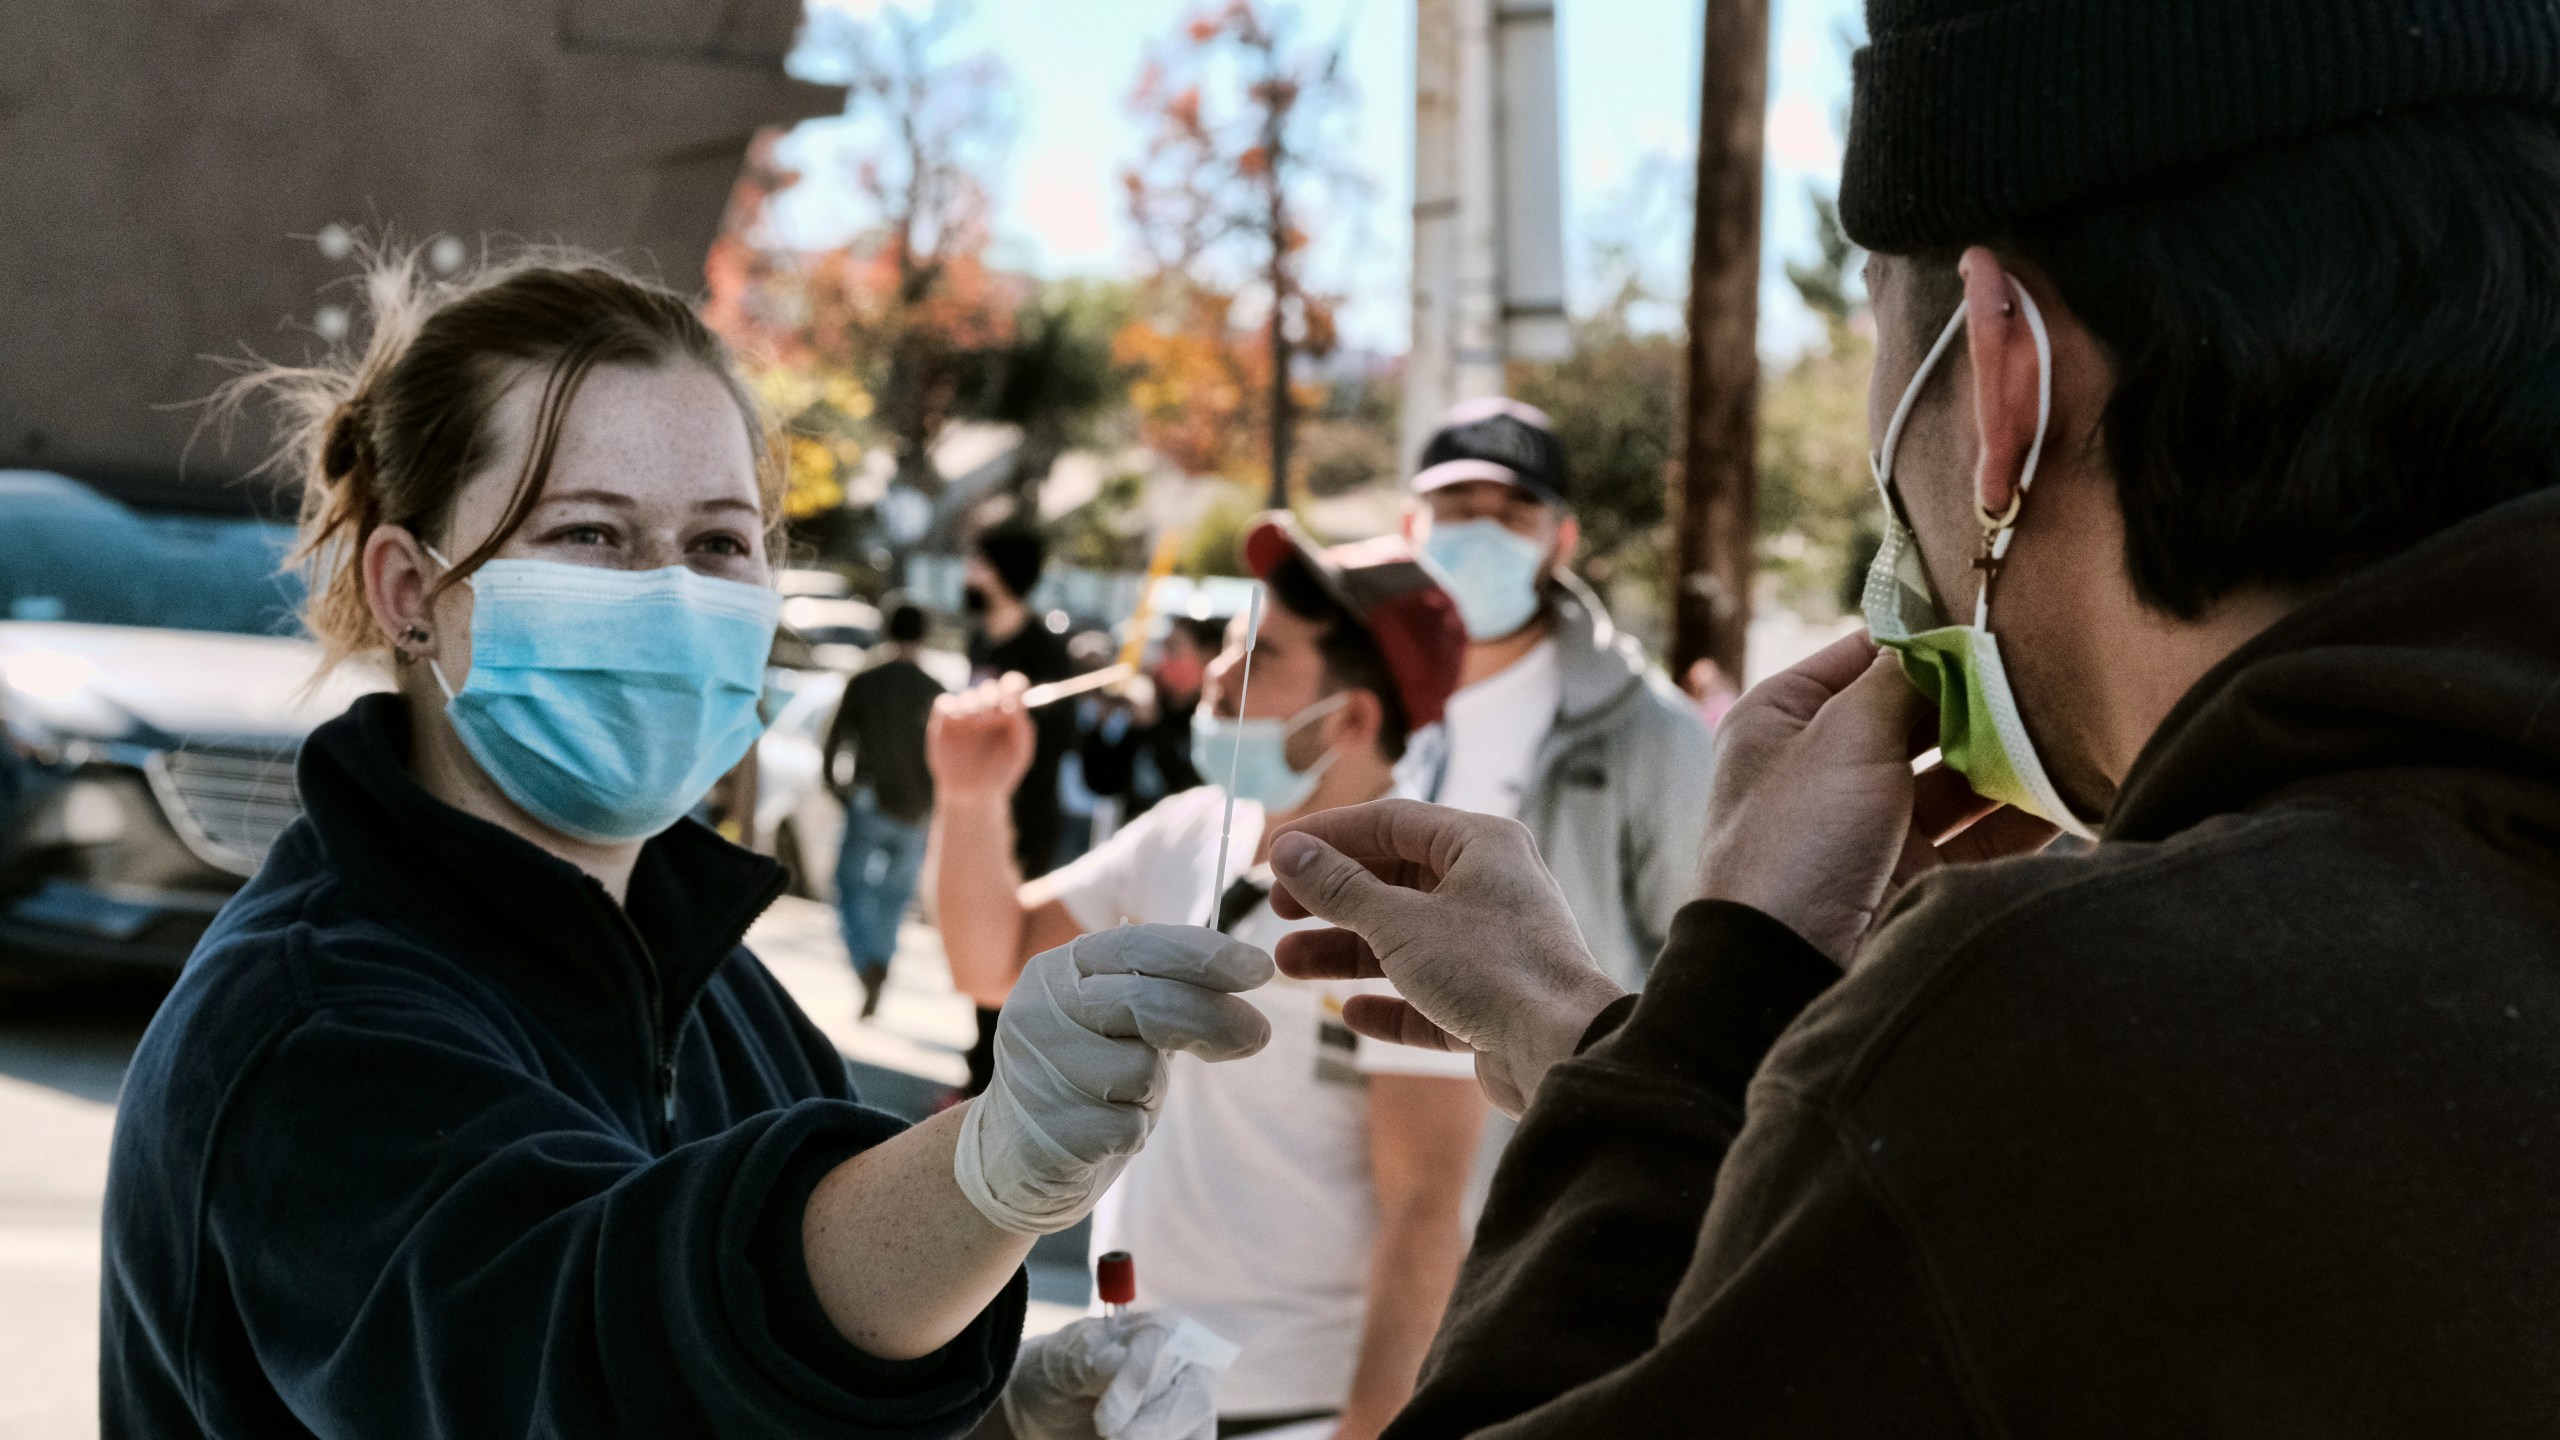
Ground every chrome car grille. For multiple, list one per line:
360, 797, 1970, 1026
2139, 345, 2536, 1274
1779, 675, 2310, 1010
144, 745, 302, 877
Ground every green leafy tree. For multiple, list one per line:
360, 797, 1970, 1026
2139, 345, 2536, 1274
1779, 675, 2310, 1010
1508, 283, 1682, 596
1121, 1, 1365, 506
1049, 470, 1155, 572
1512, 182, 1883, 636
1175, 482, 1263, 576
1759, 188, 1880, 616
975, 279, 1135, 504
1784, 191, 1861, 326
1296, 362, 1401, 497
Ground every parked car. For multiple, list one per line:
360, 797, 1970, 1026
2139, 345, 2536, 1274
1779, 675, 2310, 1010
0, 471, 386, 979
0, 471, 901, 979
753, 666, 847, 900
780, 595, 882, 672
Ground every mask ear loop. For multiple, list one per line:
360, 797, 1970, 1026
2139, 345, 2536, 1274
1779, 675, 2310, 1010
416, 542, 464, 702
1971, 280, 2055, 630
1271, 691, 1351, 800
1281, 691, 1352, 738
1204, 583, 1266, 927
1871, 302, 1972, 518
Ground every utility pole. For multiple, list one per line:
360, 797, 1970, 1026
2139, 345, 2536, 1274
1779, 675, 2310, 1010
1266, 97, 1295, 512
1406, 0, 1566, 469
1672, 0, 1769, 683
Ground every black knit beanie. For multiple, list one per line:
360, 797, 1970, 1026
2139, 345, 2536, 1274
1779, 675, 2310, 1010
1840, 0, 2560, 252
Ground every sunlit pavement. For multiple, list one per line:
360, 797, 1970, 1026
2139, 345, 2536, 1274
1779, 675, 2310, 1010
0, 989, 126, 1440
0, 896, 1083, 1440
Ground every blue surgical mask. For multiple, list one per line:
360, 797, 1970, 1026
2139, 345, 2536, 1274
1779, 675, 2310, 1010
1189, 693, 1348, 814
1420, 518, 1549, 641
427, 554, 781, 844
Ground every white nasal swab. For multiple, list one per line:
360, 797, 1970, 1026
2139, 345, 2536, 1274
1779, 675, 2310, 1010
1204, 583, 1265, 928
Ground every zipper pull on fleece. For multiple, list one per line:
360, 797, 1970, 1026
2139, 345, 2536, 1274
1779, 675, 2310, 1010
658, 1056, 678, 1135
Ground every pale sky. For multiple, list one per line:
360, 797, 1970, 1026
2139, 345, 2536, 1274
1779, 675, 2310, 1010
772, 0, 1867, 357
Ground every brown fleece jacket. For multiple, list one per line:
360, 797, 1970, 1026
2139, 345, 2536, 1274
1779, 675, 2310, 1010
1392, 485, 2560, 1437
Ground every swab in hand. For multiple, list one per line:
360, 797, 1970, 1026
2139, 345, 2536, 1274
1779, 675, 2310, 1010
1202, 583, 1264, 927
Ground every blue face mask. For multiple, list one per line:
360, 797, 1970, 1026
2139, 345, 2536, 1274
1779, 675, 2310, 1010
1189, 693, 1347, 814
428, 555, 781, 844
1420, 518, 1549, 641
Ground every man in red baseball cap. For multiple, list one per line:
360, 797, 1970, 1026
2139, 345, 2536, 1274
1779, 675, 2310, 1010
928, 514, 1478, 1438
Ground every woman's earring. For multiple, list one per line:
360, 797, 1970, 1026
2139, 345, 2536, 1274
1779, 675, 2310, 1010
399, 625, 431, 660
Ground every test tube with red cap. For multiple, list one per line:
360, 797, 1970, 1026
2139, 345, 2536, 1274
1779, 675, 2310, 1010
1096, 1250, 1136, 1320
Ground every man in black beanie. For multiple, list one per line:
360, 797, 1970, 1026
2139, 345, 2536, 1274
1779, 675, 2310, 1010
1253, 1, 2560, 1432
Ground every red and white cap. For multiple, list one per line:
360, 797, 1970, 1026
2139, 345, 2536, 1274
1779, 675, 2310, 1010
1240, 512, 1467, 731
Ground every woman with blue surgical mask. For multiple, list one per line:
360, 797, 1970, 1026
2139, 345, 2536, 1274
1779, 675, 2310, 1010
101, 250, 1264, 1440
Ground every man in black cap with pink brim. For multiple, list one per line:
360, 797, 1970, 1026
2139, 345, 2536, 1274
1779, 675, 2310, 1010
929, 517, 1484, 1438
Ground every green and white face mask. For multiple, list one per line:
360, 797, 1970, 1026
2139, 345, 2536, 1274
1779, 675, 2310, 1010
1862, 280, 2097, 841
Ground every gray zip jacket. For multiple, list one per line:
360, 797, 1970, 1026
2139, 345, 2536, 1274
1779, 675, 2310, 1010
1406, 576, 1716, 989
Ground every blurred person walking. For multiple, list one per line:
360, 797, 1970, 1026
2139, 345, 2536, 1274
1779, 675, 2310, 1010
1400, 400, 1713, 991
960, 522, 1076, 1094
100, 252, 1264, 1440
930, 518, 1482, 1440
821, 599, 944, 1019
1255, 2, 2560, 1429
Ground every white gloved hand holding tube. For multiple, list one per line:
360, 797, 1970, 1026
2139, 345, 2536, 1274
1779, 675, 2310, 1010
955, 924, 1273, 1236
986, 1312, 1239, 1440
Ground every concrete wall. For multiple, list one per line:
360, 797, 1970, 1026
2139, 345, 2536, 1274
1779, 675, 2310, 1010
0, 0, 841, 510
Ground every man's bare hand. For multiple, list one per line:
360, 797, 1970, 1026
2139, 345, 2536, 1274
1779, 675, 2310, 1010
1699, 632, 2058, 968
928, 676, 1038, 803
1266, 802, 1624, 1117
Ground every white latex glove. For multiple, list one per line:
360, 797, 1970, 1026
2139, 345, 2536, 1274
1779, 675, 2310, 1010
1000, 1313, 1239, 1440
956, 924, 1273, 1235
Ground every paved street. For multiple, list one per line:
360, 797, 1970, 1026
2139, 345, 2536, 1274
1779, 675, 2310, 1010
0, 897, 1083, 1440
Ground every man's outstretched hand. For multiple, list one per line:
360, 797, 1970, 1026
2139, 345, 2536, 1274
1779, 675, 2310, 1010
1266, 803, 1624, 1117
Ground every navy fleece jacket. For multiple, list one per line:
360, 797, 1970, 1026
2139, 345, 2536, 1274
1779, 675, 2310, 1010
100, 694, 1024, 1437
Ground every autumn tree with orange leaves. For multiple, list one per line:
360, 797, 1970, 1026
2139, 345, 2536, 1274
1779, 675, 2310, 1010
707, 2, 1023, 556
812, 3, 1023, 503
709, 3, 1134, 569
1119, 1, 1364, 508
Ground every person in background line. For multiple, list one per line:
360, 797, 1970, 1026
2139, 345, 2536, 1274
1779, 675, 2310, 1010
931, 516, 1482, 1440
1681, 657, 1741, 734
1261, 3, 2560, 1428
1400, 397, 1714, 992
1053, 628, 1123, 861
820, 599, 944, 1020
959, 521, 1075, 1095
1079, 614, 1222, 822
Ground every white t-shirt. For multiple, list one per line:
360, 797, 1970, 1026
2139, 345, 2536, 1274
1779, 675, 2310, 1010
1436, 638, 1561, 819
1044, 785, 1477, 1417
